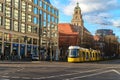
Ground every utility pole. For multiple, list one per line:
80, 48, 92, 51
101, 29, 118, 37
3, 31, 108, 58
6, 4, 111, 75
50, 24, 52, 62
39, 14, 42, 60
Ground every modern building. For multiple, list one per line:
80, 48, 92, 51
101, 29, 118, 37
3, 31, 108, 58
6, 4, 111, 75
94, 29, 119, 57
0, 0, 59, 59
95, 29, 115, 36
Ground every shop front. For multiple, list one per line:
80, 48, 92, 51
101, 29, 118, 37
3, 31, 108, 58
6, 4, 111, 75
20, 44, 25, 59
4, 42, 11, 60
12, 43, 18, 55
27, 45, 31, 58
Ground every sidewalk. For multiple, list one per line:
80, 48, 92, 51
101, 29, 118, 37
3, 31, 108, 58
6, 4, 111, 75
0, 60, 68, 64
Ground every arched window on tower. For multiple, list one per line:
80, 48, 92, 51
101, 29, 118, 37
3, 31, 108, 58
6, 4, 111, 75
75, 11, 78, 14
76, 16, 78, 19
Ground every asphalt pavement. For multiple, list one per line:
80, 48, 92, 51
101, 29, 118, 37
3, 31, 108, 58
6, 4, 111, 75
0, 59, 120, 80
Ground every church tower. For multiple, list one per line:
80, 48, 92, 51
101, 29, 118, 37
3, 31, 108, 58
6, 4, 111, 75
71, 2, 84, 27
71, 2, 84, 46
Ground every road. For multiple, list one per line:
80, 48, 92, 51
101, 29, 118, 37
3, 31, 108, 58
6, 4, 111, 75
0, 60, 120, 80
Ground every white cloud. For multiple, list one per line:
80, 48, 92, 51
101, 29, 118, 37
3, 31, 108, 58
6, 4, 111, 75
50, 0, 120, 28
112, 19, 120, 27
63, 0, 120, 15
84, 12, 113, 26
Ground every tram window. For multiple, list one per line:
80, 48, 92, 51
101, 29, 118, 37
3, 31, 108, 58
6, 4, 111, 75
86, 52, 89, 59
90, 52, 92, 58
82, 52, 85, 58
69, 49, 79, 57
93, 53, 94, 57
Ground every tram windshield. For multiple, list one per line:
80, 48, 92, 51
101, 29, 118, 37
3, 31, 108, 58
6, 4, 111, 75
68, 49, 79, 58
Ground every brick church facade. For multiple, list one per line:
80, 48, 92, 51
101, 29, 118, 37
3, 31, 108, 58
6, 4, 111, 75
58, 2, 93, 51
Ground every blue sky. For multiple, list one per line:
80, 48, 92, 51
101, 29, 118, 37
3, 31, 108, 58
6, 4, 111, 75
50, 0, 120, 38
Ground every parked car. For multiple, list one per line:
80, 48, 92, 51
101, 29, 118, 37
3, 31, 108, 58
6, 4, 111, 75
31, 54, 39, 61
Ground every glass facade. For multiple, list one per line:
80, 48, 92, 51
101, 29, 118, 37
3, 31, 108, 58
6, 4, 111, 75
0, 0, 59, 60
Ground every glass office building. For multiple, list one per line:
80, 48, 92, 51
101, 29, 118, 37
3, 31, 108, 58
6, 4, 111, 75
0, 0, 59, 59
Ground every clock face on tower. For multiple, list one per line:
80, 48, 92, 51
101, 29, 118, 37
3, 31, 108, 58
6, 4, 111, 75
75, 11, 78, 14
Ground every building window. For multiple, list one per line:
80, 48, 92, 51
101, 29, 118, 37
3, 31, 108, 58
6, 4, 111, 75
14, 0, 19, 8
33, 26, 37, 34
21, 24, 25, 33
34, 17, 38, 24
39, 1, 42, 7
12, 34, 19, 42
0, 3, 3, 12
56, 11, 58, 16
51, 8, 54, 14
21, 1, 26, 11
0, 32, 2, 41
4, 33, 11, 42
48, 14, 50, 22
28, 14, 32, 22
28, 0, 33, 2
0, 16, 2, 26
34, 7, 38, 14
5, 19, 10, 30
48, 6, 50, 12
13, 21, 18, 31
43, 12, 46, 21
14, 9, 18, 20
33, 38, 37, 45
20, 36, 24, 43
21, 12, 25, 22
28, 4, 32, 12
5, 7, 11, 17
6, 0, 11, 5
55, 18, 58, 24
34, 0, 38, 5
43, 3, 46, 10
27, 37, 32, 44
43, 21, 46, 27
27, 25, 32, 32
52, 16, 54, 22
39, 10, 42, 15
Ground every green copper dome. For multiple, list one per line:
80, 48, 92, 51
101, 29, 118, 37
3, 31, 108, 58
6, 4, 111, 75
75, 2, 81, 10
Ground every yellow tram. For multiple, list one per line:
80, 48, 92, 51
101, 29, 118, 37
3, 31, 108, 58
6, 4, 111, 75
68, 46, 102, 63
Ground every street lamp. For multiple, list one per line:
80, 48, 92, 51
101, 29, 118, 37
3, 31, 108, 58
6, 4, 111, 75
39, 14, 42, 60
49, 25, 52, 62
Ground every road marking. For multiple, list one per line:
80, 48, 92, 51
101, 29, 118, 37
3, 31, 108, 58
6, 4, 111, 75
35, 68, 107, 79
112, 70, 120, 75
3, 73, 8, 75
21, 77, 31, 79
1, 76, 10, 78
64, 69, 117, 80
16, 68, 24, 72
32, 78, 42, 80
0, 79, 10, 80
12, 76, 20, 79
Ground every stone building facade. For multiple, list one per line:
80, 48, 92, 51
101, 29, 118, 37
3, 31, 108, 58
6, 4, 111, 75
0, 0, 58, 59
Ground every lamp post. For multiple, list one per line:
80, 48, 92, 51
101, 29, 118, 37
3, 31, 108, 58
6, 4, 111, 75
39, 14, 42, 60
49, 25, 52, 62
